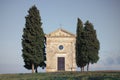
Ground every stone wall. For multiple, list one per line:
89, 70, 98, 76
46, 29, 76, 72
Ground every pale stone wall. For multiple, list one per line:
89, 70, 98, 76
46, 29, 76, 72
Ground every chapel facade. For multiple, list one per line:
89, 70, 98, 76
45, 28, 76, 72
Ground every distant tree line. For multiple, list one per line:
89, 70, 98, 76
21, 5, 100, 73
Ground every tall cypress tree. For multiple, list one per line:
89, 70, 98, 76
84, 21, 100, 71
22, 5, 45, 73
76, 18, 87, 72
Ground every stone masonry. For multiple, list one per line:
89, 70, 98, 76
46, 28, 76, 72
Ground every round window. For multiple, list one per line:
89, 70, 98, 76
59, 45, 64, 50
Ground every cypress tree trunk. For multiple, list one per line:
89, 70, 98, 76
83, 67, 84, 72
81, 67, 84, 72
32, 63, 34, 73
87, 63, 89, 71
35, 67, 38, 73
81, 67, 82, 72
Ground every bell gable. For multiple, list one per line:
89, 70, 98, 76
46, 28, 75, 37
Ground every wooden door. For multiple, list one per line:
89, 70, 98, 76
58, 57, 65, 71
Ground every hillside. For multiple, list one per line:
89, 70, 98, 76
0, 71, 120, 80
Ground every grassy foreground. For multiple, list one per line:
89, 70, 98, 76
0, 71, 120, 80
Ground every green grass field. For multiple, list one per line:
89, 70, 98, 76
0, 71, 120, 80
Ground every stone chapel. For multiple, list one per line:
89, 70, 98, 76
45, 28, 76, 72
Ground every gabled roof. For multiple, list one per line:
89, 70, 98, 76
46, 28, 75, 37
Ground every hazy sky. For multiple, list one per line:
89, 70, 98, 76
0, 0, 120, 74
